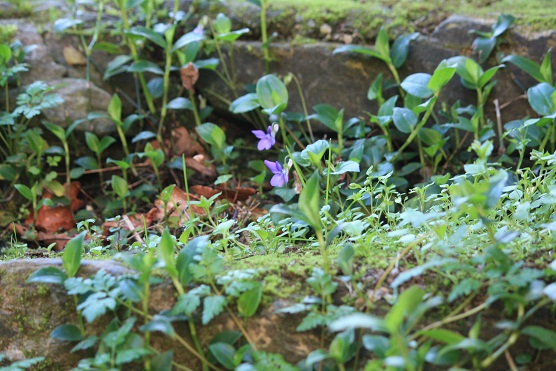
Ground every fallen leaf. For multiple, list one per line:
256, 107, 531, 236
171, 127, 206, 157
185, 156, 217, 179
63, 45, 87, 66
191, 185, 257, 202
180, 62, 199, 92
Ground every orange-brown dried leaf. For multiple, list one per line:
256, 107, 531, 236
180, 62, 199, 92
172, 127, 206, 157
185, 156, 217, 179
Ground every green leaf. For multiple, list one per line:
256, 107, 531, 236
329, 161, 360, 175
385, 286, 424, 332
523, 326, 556, 350
27, 266, 68, 285
473, 37, 495, 63
337, 243, 355, 276
172, 32, 204, 52
392, 107, 418, 133
43, 122, 66, 141
492, 14, 515, 37
478, 65, 503, 88
53, 18, 83, 33
151, 351, 173, 371
362, 335, 390, 358
214, 13, 232, 35
126, 26, 167, 48
390, 32, 418, 68
540, 50, 553, 85
375, 27, 391, 61
528, 82, 556, 116
401, 73, 433, 98
202, 295, 227, 324
108, 94, 122, 122
140, 315, 175, 338
238, 282, 262, 318
71, 336, 98, 353
428, 61, 456, 92
177, 236, 210, 285
51, 324, 83, 341
298, 171, 322, 231
209, 342, 237, 370
229, 93, 260, 113
256, 74, 288, 112
62, 232, 85, 278
419, 328, 465, 345
333, 44, 384, 61
307, 104, 342, 133
128, 60, 164, 75
329, 313, 385, 332
158, 229, 178, 278
85, 132, 100, 153
111, 175, 128, 198
329, 329, 355, 363
502, 54, 544, 83
14, 184, 33, 201
196, 122, 226, 149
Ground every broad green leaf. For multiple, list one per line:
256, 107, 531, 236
51, 324, 83, 341
401, 73, 433, 98
126, 26, 167, 48
196, 123, 226, 149
0, 44, 10, 64
362, 335, 389, 358
307, 104, 341, 132
151, 350, 173, 371
108, 94, 122, 122
127, 60, 164, 75
375, 27, 391, 61
53, 18, 83, 33
329, 313, 386, 332
147, 77, 164, 98
333, 44, 386, 62
158, 229, 178, 278
177, 236, 210, 285
393, 107, 418, 134
337, 243, 355, 276
238, 282, 262, 318
27, 266, 68, 284
385, 286, 424, 332
478, 65, 503, 88
209, 342, 236, 370
214, 13, 232, 35
302, 139, 329, 165
298, 172, 322, 231
43, 122, 66, 141
492, 14, 515, 37
390, 32, 418, 68
473, 37, 495, 63
367, 73, 383, 101
166, 97, 193, 110
85, 132, 100, 153
172, 32, 204, 52
329, 161, 360, 175
62, 232, 85, 278
140, 315, 176, 338
428, 62, 456, 92
528, 82, 556, 116
329, 329, 355, 363
540, 50, 553, 85
14, 184, 33, 201
256, 74, 288, 112
419, 328, 465, 345
111, 175, 128, 198
502, 54, 544, 83
229, 93, 259, 113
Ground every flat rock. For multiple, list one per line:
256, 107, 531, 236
42, 78, 115, 135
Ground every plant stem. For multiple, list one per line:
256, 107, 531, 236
259, 0, 271, 74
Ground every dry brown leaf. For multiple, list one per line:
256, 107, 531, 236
63, 45, 87, 66
172, 127, 206, 157
185, 156, 217, 179
180, 62, 199, 92
191, 185, 257, 202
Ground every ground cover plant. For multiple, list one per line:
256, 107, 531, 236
1, 0, 556, 370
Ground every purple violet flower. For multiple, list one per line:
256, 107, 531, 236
193, 25, 204, 36
252, 125, 277, 151
264, 160, 288, 187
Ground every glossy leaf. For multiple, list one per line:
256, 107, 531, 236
401, 73, 433, 98
502, 54, 544, 83
391, 32, 419, 68
51, 324, 83, 341
196, 123, 226, 149
126, 26, 167, 48
393, 107, 418, 133
27, 266, 68, 285
528, 82, 556, 116
166, 97, 193, 110
209, 342, 236, 370
298, 171, 322, 231
158, 229, 178, 278
256, 74, 288, 113
62, 232, 85, 278
238, 282, 262, 318
229, 93, 259, 113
